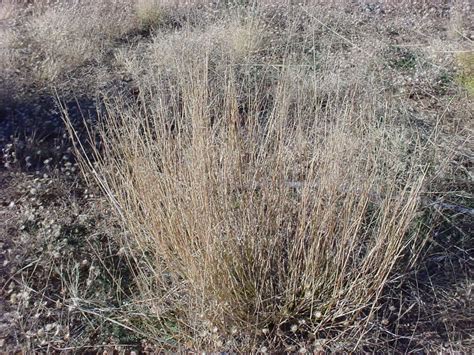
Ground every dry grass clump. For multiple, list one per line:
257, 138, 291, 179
24, 1, 135, 82
1, 0, 137, 83
93, 94, 428, 351
64, 11, 451, 350
134, 0, 163, 31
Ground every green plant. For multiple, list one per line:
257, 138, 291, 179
456, 52, 474, 95
388, 47, 417, 71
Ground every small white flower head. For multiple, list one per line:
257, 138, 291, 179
260, 346, 268, 353
314, 337, 327, 348
261, 328, 269, 335
290, 324, 298, 333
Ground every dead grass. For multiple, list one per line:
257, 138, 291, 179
80, 76, 429, 351
2, 0, 473, 352
1, 0, 137, 84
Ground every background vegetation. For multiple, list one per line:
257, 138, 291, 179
1, 0, 472, 352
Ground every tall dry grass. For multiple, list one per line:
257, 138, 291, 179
62, 14, 444, 349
